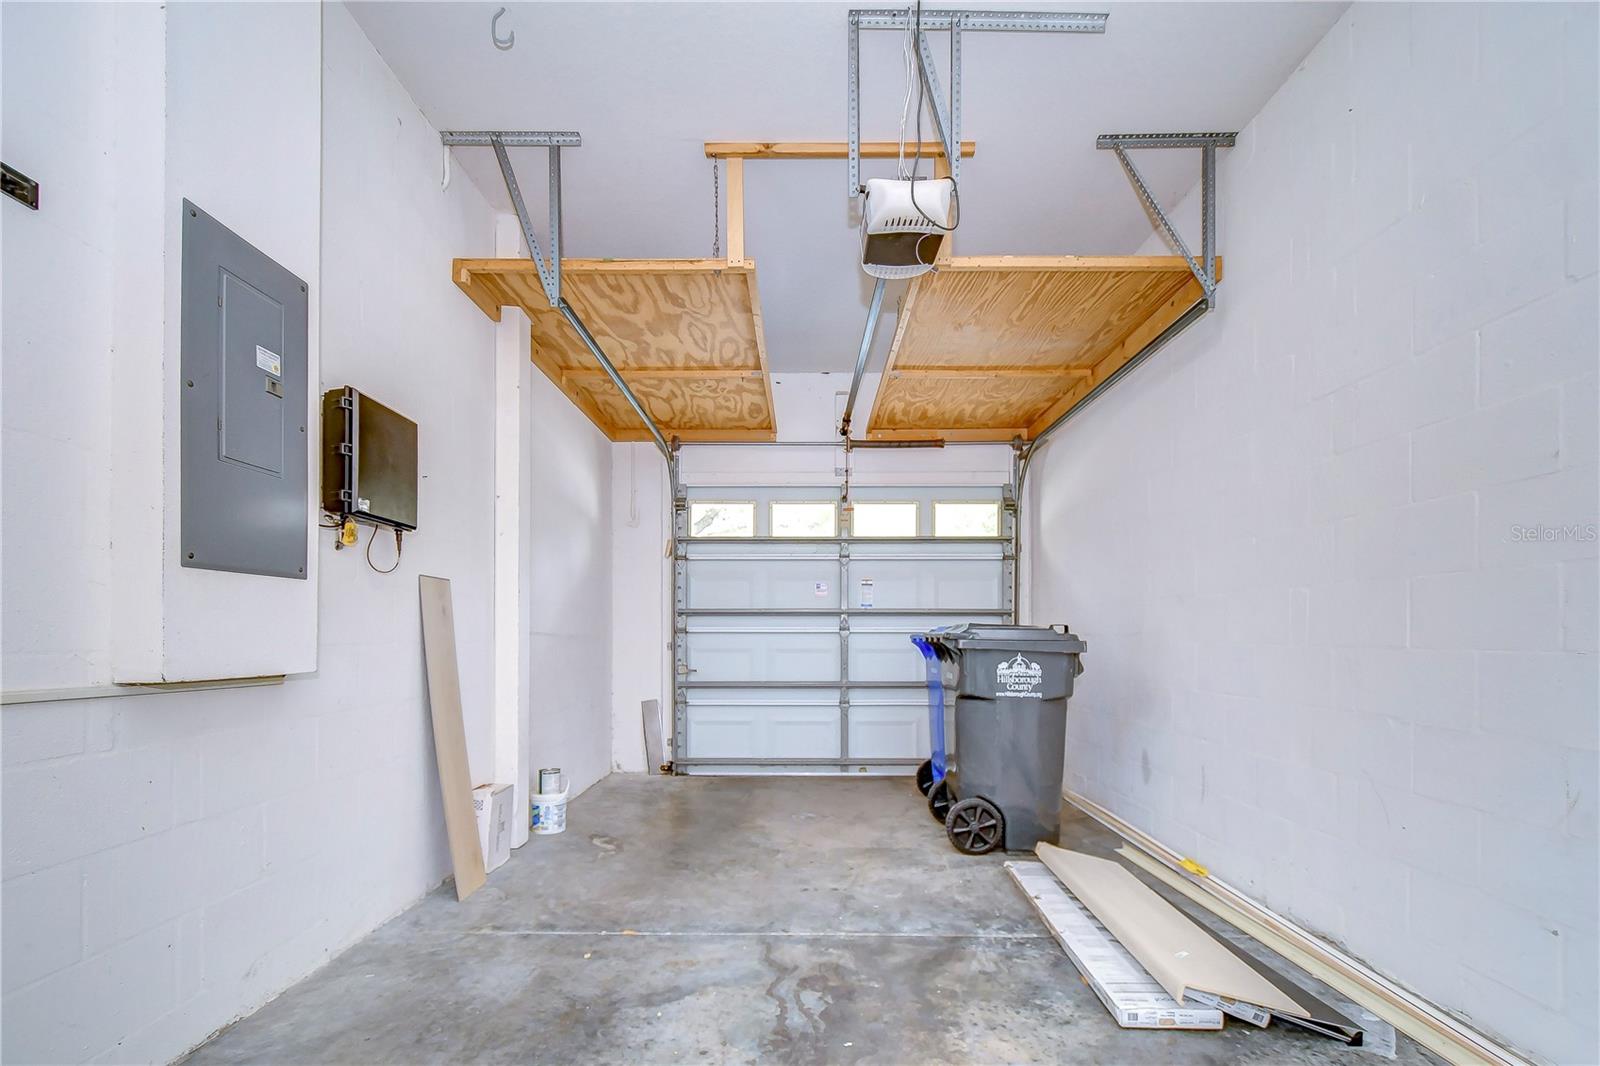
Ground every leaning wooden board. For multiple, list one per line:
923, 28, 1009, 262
1006, 861, 1224, 1030
419, 576, 487, 901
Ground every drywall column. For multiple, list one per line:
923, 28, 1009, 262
493, 215, 533, 846
609, 444, 671, 772
109, 0, 322, 684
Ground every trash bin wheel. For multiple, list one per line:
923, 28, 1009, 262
945, 797, 1005, 855
915, 759, 935, 796
927, 779, 955, 823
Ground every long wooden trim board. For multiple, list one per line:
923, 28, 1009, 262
1065, 792, 1531, 1066
1036, 843, 1307, 1019
419, 576, 487, 902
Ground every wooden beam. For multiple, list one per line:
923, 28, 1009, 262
452, 262, 503, 323
1023, 275, 1204, 438
933, 255, 1218, 273
610, 427, 779, 443
456, 257, 751, 277
704, 140, 976, 160
725, 157, 745, 263
561, 368, 763, 381
889, 367, 1093, 379
743, 269, 778, 436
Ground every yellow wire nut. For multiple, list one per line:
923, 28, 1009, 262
341, 517, 359, 546
1179, 857, 1210, 878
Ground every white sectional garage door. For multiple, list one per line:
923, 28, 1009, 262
673, 486, 1013, 773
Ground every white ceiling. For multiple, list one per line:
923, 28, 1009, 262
350, 1, 1344, 372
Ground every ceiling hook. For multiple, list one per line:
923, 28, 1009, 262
491, 7, 514, 51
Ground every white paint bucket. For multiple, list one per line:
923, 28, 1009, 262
530, 776, 569, 835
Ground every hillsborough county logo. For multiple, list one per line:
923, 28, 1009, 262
996, 653, 1043, 698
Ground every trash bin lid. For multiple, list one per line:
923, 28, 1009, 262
916, 622, 1086, 655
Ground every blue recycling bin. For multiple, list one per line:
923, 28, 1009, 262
912, 634, 949, 794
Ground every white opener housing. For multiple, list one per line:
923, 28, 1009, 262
860, 176, 956, 279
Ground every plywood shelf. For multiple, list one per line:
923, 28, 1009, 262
865, 255, 1218, 442
453, 257, 776, 443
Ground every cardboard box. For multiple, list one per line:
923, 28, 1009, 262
472, 783, 513, 872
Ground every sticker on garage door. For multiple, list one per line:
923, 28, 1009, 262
813, 580, 829, 597
997, 654, 1043, 698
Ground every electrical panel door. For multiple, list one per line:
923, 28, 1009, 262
179, 199, 310, 579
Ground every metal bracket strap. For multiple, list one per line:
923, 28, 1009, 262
847, 8, 1108, 197
851, 9, 1107, 32
1098, 131, 1236, 309
489, 136, 560, 306
915, 31, 957, 181
441, 131, 582, 147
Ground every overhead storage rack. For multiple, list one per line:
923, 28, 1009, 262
857, 130, 1237, 444
864, 254, 1216, 442
447, 130, 775, 447
453, 257, 776, 443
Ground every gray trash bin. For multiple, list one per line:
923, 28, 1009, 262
912, 623, 1086, 855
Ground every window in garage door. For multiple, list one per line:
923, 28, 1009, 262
674, 485, 1014, 773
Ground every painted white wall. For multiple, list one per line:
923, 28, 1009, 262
609, 372, 1016, 771
527, 370, 614, 797
610, 442, 672, 773
0, 3, 613, 1059
1025, 5, 1598, 1062
3, 0, 322, 690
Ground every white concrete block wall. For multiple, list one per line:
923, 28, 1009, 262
528, 367, 615, 797
1026, 4, 1598, 1061
2, 4, 614, 1061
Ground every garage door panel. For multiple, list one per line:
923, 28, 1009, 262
847, 697, 928, 758
851, 563, 1002, 611
849, 630, 924, 682
685, 699, 841, 759
688, 558, 840, 610
687, 632, 839, 682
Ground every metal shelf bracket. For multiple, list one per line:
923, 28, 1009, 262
847, 9, 1108, 196
441, 128, 672, 462
1097, 131, 1236, 310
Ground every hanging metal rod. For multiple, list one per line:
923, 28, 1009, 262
840, 277, 886, 439
558, 299, 672, 461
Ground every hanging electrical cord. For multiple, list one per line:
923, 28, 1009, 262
366, 523, 403, 574
906, 0, 961, 234
896, 13, 916, 179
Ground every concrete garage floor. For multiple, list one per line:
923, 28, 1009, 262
186, 776, 1440, 1065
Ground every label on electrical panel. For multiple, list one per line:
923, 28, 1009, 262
255, 345, 282, 377
859, 578, 874, 608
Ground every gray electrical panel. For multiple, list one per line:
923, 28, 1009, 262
180, 200, 309, 579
